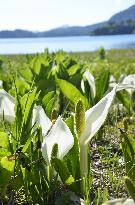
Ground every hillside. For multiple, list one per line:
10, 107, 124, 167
109, 4, 135, 22
91, 4, 135, 36
0, 22, 106, 38
91, 20, 135, 36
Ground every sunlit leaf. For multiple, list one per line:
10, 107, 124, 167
57, 79, 88, 108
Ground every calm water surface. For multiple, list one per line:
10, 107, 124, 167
0, 34, 135, 54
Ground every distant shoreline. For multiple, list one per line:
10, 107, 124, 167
0, 33, 135, 39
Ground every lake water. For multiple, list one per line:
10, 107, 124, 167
0, 34, 135, 54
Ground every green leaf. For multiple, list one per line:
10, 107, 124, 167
21, 88, 38, 126
65, 115, 74, 134
11, 168, 23, 191
57, 79, 88, 108
68, 64, 80, 76
51, 143, 58, 165
0, 157, 15, 197
42, 91, 55, 108
19, 88, 39, 144
0, 132, 11, 160
124, 176, 135, 201
31, 56, 42, 75
116, 91, 130, 112
29, 184, 43, 204
95, 70, 110, 102
19, 67, 33, 82
22, 136, 32, 153
15, 79, 30, 96
45, 98, 54, 118
53, 158, 76, 190
10, 79, 30, 97
0, 132, 10, 150
120, 129, 135, 181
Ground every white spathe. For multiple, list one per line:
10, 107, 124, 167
79, 84, 135, 146
81, 69, 96, 99
0, 89, 15, 122
79, 83, 135, 187
79, 86, 116, 145
32, 105, 52, 136
122, 74, 135, 95
102, 199, 135, 205
42, 116, 74, 164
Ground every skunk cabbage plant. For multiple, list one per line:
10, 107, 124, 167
0, 84, 135, 195
75, 83, 135, 193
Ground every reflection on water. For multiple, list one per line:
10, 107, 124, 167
0, 34, 135, 54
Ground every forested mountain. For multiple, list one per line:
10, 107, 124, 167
91, 20, 135, 36
109, 4, 135, 23
91, 4, 135, 36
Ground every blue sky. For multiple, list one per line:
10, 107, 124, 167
0, 0, 135, 31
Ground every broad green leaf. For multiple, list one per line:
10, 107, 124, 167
116, 91, 130, 112
20, 88, 39, 144
15, 79, 30, 96
19, 67, 33, 82
31, 56, 42, 75
10, 79, 30, 97
0, 149, 10, 160
22, 137, 32, 153
0, 132, 10, 150
69, 74, 82, 87
65, 115, 74, 134
42, 91, 55, 108
11, 168, 23, 191
95, 70, 110, 103
45, 98, 54, 118
36, 77, 55, 96
21, 88, 38, 125
29, 184, 43, 204
57, 79, 88, 108
53, 158, 75, 188
120, 129, 135, 181
0, 157, 15, 197
68, 64, 80, 76
0, 132, 11, 161
1, 156, 15, 172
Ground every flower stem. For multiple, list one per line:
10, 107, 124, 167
79, 143, 88, 195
